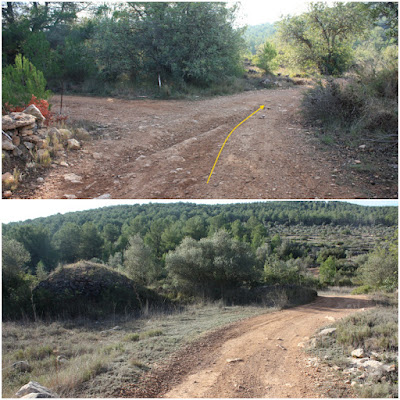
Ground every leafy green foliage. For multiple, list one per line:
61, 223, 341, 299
254, 41, 278, 74
123, 235, 161, 286
2, 54, 51, 109
166, 230, 257, 299
277, 3, 369, 75
357, 232, 398, 291
319, 256, 338, 285
2, 238, 34, 320
2, 2, 244, 94
53, 222, 82, 264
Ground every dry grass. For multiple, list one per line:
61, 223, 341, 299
2, 302, 270, 398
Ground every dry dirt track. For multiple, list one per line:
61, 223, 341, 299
119, 295, 372, 398
25, 87, 384, 199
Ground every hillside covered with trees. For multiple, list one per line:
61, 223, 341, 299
3, 201, 398, 319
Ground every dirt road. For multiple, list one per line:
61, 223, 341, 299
22, 87, 388, 199
119, 295, 372, 398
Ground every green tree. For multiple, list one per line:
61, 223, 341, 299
90, 16, 139, 82
161, 221, 184, 253
183, 216, 207, 240
319, 256, 338, 285
53, 222, 82, 263
254, 40, 277, 74
79, 222, 104, 260
362, 2, 398, 44
358, 232, 398, 290
2, 238, 33, 320
11, 224, 56, 272
2, 238, 31, 278
270, 234, 282, 251
2, 54, 51, 109
123, 234, 161, 286
277, 2, 369, 75
103, 223, 120, 243
127, 2, 244, 86
166, 230, 256, 299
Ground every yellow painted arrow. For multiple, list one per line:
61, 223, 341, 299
207, 105, 265, 184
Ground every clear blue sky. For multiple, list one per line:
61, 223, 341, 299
0, 199, 397, 224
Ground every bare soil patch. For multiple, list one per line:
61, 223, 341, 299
118, 295, 373, 398
13, 88, 396, 199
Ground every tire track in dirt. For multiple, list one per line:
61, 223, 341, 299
22, 88, 382, 199
118, 295, 372, 398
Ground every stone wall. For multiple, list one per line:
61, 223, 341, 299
2, 105, 82, 198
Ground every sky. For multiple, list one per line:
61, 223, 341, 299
232, 0, 336, 26
0, 199, 398, 225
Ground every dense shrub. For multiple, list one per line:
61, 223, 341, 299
166, 230, 258, 300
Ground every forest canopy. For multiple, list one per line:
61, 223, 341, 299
2, 1, 245, 95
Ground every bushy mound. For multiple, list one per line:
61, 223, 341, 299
33, 261, 167, 318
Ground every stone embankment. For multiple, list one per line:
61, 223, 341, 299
2, 105, 86, 198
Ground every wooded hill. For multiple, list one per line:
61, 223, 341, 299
3, 202, 397, 271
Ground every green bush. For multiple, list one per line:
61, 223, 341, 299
2, 54, 51, 110
351, 284, 372, 294
254, 41, 278, 74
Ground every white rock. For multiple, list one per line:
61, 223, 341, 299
67, 138, 80, 150
15, 381, 58, 398
93, 193, 111, 199
168, 155, 186, 163
2, 113, 36, 130
2, 139, 15, 151
63, 173, 82, 183
23, 105, 45, 122
63, 194, 77, 199
2, 172, 15, 186
318, 328, 337, 336
351, 348, 366, 358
